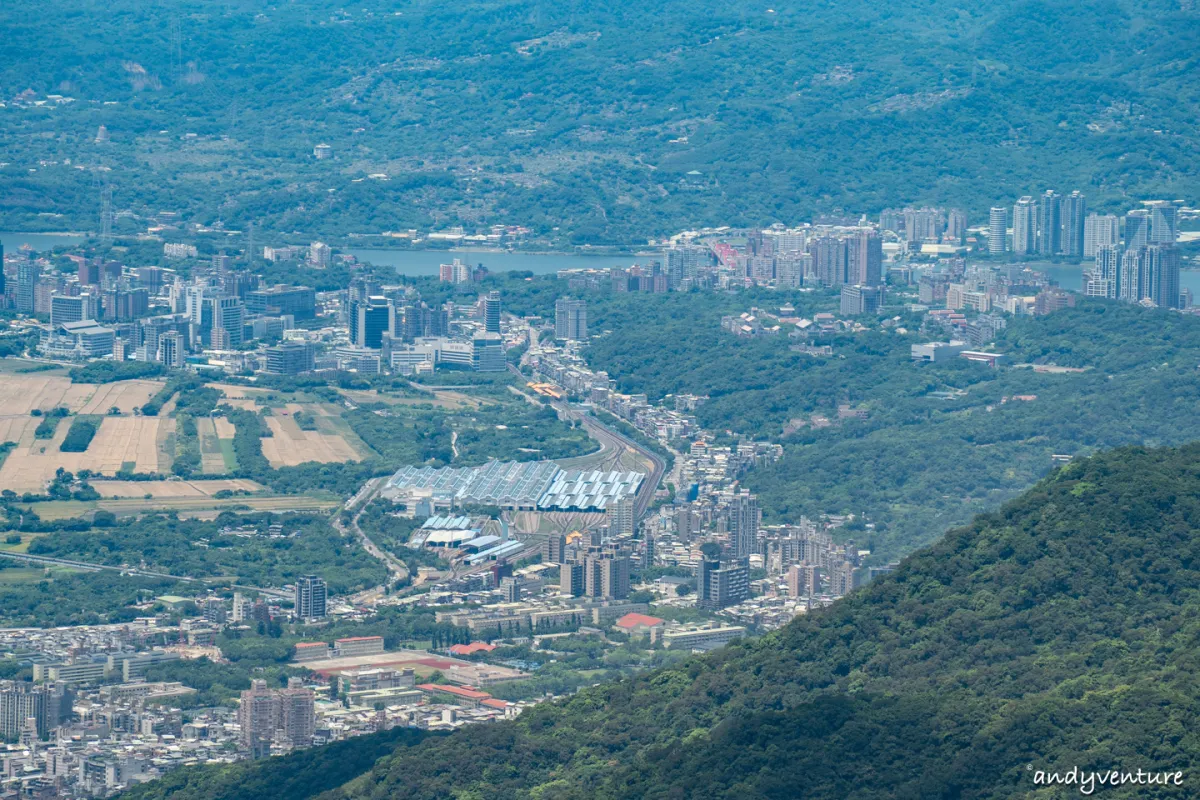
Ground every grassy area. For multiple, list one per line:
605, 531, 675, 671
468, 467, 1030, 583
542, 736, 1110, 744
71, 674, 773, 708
219, 438, 238, 471
157, 419, 177, 472
18, 501, 96, 520
20, 493, 341, 520
0, 567, 50, 584
0, 358, 66, 376
339, 387, 483, 411
318, 412, 375, 460
0, 533, 42, 554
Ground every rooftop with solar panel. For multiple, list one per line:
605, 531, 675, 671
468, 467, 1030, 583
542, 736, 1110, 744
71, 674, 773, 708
381, 460, 644, 513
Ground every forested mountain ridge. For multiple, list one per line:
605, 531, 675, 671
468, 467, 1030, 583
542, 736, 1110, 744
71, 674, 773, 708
124, 443, 1200, 799
3, 0, 1199, 241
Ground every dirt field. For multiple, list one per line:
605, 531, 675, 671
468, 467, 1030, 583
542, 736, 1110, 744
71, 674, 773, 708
261, 415, 363, 467
0, 416, 167, 492
295, 648, 526, 683
89, 479, 267, 498
0, 375, 161, 416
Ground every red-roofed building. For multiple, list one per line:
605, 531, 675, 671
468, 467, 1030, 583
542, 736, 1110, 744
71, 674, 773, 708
480, 698, 511, 711
416, 683, 492, 708
293, 642, 331, 662
449, 642, 497, 656
614, 612, 665, 642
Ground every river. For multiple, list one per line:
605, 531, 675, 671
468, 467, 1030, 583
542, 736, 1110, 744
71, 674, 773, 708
0, 232, 87, 252
347, 248, 642, 277
0, 231, 638, 277
5, 232, 1196, 298
1045, 265, 1200, 298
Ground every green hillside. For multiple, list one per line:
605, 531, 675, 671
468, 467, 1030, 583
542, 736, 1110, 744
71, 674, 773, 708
584, 293, 1200, 560
123, 443, 1200, 798
3, 0, 1198, 241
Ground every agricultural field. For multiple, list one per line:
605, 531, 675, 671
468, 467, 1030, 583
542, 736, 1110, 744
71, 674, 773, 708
0, 374, 160, 416
195, 417, 236, 474
206, 382, 273, 411
0, 373, 170, 491
21, 490, 338, 521
0, 415, 36, 447
84, 416, 164, 473
260, 404, 369, 467
89, 479, 266, 499
0, 415, 171, 492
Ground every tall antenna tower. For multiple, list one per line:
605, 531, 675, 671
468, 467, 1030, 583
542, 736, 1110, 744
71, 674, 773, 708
100, 186, 113, 242
170, 16, 183, 80
246, 221, 255, 267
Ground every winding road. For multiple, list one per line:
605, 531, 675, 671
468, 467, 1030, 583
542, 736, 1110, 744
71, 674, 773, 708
336, 476, 410, 604
0, 550, 292, 599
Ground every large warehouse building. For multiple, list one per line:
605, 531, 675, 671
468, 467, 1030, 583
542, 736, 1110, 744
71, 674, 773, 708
381, 460, 643, 513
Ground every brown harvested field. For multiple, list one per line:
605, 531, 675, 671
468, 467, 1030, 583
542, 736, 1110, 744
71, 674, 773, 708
0, 375, 161, 416
0, 415, 35, 445
0, 423, 82, 492
261, 415, 363, 467
0, 416, 166, 492
89, 479, 267, 498
213, 418, 237, 438
86, 417, 163, 473
75, 381, 162, 414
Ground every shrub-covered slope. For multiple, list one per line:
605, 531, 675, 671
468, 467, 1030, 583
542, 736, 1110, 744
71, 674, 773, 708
126, 443, 1200, 798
